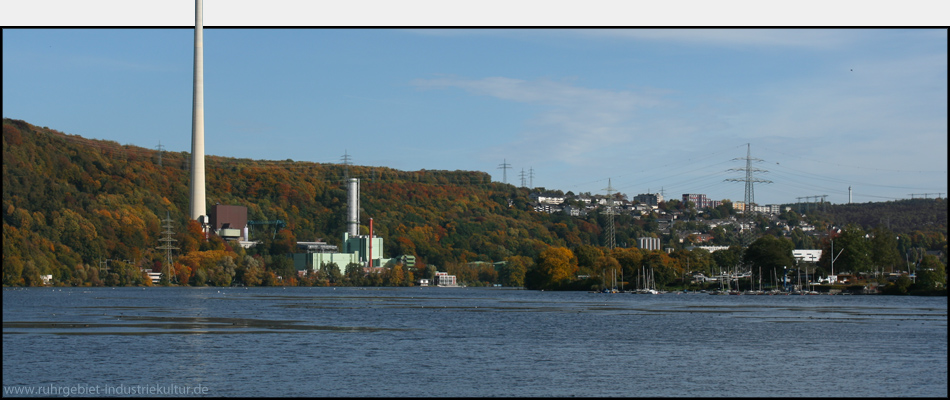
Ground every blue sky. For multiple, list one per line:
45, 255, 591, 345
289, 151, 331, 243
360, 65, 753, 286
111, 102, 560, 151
2, 3, 948, 206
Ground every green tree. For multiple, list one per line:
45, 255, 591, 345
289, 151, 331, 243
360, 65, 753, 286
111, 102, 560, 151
869, 226, 901, 273
267, 255, 296, 280
193, 268, 209, 286
882, 275, 912, 295
21, 260, 44, 286
3, 255, 24, 286
574, 244, 603, 274
500, 256, 530, 287
238, 255, 263, 286
210, 256, 237, 286
821, 224, 871, 275
743, 236, 795, 286
916, 254, 946, 289
712, 245, 743, 271
320, 262, 342, 284
345, 262, 365, 286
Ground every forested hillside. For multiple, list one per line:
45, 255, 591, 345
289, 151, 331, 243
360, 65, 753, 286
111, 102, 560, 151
2, 118, 590, 286
809, 199, 947, 238
3, 118, 946, 289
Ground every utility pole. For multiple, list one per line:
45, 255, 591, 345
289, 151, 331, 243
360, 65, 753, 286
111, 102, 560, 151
498, 159, 512, 184
519, 168, 527, 187
529, 167, 535, 188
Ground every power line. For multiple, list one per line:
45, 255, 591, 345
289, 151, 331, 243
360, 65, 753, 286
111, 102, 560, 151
909, 193, 944, 199
758, 146, 948, 174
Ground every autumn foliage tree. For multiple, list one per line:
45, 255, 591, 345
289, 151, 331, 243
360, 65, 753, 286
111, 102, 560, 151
525, 246, 578, 290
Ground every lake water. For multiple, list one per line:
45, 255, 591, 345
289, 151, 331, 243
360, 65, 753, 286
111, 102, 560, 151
3, 287, 947, 397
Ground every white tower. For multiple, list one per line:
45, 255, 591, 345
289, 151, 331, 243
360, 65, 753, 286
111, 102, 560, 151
346, 178, 360, 238
189, 0, 207, 223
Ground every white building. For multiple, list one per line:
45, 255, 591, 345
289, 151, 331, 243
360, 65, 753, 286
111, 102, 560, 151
691, 245, 730, 253
752, 204, 782, 214
530, 193, 565, 205
638, 237, 661, 251
434, 272, 458, 287
792, 249, 822, 264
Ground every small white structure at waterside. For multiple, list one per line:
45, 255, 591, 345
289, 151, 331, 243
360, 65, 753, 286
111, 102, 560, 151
434, 272, 458, 287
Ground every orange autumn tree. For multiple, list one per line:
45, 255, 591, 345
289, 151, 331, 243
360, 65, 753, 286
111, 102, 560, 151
525, 246, 578, 290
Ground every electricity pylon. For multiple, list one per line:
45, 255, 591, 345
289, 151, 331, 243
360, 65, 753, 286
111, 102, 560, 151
724, 143, 772, 247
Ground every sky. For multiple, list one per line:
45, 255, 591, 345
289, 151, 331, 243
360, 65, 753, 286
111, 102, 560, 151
2, 2, 948, 206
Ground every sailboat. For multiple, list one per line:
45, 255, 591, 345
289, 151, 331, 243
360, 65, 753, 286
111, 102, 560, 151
647, 267, 659, 294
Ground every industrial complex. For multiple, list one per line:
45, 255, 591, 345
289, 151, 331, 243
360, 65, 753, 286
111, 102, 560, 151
204, 178, 401, 279
179, 0, 454, 286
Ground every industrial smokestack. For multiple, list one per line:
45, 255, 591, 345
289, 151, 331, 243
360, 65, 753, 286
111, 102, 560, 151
368, 218, 374, 268
189, 0, 207, 222
347, 178, 360, 237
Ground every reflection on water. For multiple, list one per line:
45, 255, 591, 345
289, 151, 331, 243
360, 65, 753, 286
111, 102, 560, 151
3, 287, 946, 397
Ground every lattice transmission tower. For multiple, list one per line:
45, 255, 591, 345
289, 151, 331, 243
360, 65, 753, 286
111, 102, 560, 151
724, 143, 772, 247
604, 178, 617, 250
340, 150, 352, 180
498, 159, 512, 184
155, 211, 179, 284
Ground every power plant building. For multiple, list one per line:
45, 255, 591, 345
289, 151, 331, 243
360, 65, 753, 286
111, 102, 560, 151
209, 204, 247, 240
293, 251, 359, 273
293, 177, 390, 275
344, 232, 385, 266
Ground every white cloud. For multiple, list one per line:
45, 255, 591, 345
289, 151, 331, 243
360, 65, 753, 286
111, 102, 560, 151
412, 76, 673, 164
573, 29, 860, 49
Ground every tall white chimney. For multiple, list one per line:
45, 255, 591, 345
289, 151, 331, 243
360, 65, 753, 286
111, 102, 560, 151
189, 0, 207, 222
347, 178, 360, 237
